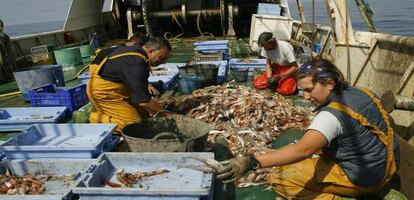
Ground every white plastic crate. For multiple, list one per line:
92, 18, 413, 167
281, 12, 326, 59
0, 159, 95, 200
0, 107, 67, 131
73, 152, 214, 200
1, 124, 118, 159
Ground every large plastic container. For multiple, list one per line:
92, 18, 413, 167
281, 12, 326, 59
73, 152, 214, 200
178, 76, 202, 94
30, 83, 89, 112
230, 67, 249, 82
0, 159, 95, 200
197, 61, 228, 84
178, 64, 219, 88
249, 14, 293, 52
0, 124, 117, 159
53, 47, 82, 68
0, 107, 67, 131
13, 65, 65, 101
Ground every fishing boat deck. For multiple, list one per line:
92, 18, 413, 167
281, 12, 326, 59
0, 37, 411, 199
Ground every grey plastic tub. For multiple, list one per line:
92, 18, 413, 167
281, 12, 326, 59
73, 152, 214, 200
0, 159, 95, 200
121, 116, 210, 152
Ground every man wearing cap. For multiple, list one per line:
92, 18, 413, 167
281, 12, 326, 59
254, 32, 299, 95
87, 37, 171, 133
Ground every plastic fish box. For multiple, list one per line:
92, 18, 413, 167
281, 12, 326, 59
194, 45, 229, 52
197, 60, 228, 84
0, 107, 67, 132
229, 58, 266, 77
73, 152, 214, 200
30, 83, 89, 112
194, 40, 229, 47
0, 124, 117, 160
0, 159, 95, 200
149, 63, 183, 90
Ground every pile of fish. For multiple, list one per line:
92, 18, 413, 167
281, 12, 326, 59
0, 173, 74, 195
161, 85, 313, 187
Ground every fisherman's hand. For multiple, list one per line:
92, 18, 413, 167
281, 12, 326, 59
267, 75, 282, 88
148, 84, 160, 97
217, 156, 252, 183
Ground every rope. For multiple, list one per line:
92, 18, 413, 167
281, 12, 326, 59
345, 0, 351, 82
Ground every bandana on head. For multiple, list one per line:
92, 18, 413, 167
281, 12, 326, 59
299, 64, 334, 78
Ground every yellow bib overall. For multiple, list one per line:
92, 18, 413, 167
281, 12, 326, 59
86, 52, 148, 134
267, 88, 398, 199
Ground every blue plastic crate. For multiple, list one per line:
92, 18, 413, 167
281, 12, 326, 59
197, 60, 228, 84
149, 63, 183, 90
0, 124, 117, 159
194, 45, 229, 52
229, 58, 266, 77
0, 107, 67, 131
73, 152, 214, 200
0, 159, 95, 200
30, 83, 89, 112
194, 40, 229, 46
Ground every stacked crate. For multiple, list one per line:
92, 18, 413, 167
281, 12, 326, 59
194, 40, 230, 62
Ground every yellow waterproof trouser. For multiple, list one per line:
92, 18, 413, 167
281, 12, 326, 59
267, 156, 380, 200
268, 87, 397, 199
86, 52, 148, 133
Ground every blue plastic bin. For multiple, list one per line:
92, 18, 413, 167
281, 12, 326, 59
0, 159, 95, 200
73, 152, 214, 200
13, 65, 65, 101
30, 83, 89, 112
0, 107, 67, 131
0, 124, 117, 159
178, 76, 202, 94
194, 40, 229, 46
149, 63, 183, 90
229, 58, 266, 78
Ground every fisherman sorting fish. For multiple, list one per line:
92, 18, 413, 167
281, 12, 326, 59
188, 59, 400, 199
253, 32, 299, 96
87, 37, 173, 133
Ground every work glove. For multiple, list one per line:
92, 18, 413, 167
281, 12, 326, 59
148, 84, 160, 97
216, 156, 252, 183
267, 75, 282, 88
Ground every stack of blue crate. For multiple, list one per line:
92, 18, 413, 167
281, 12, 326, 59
194, 40, 230, 61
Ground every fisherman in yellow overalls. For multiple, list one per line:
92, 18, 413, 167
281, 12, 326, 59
87, 37, 171, 133
217, 59, 400, 199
